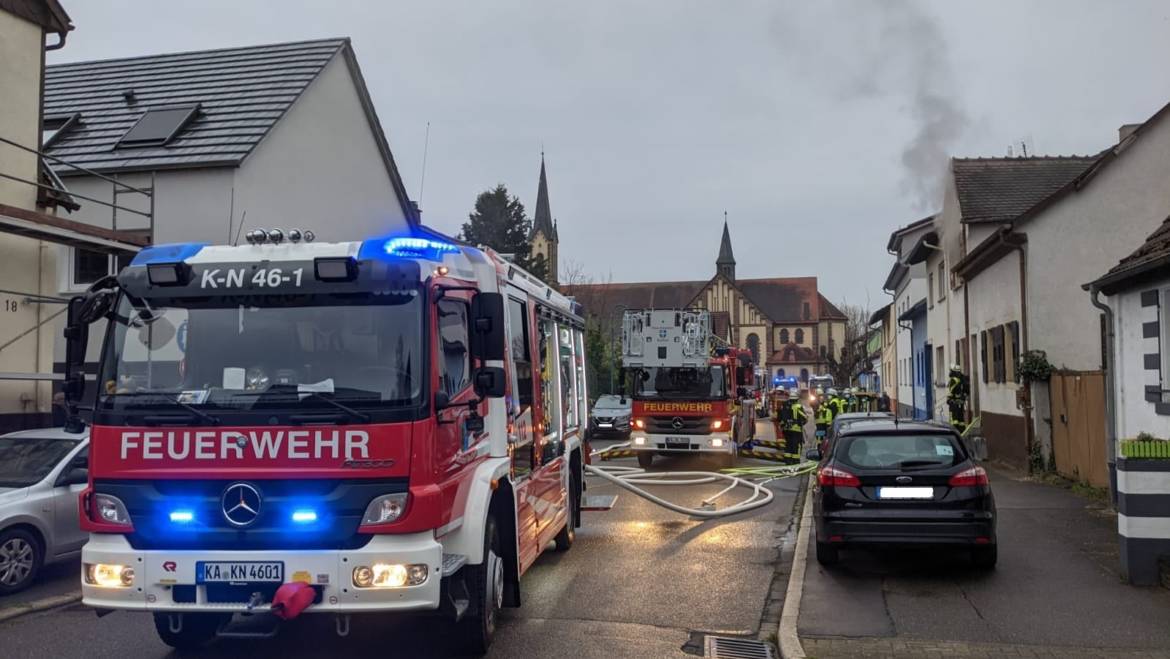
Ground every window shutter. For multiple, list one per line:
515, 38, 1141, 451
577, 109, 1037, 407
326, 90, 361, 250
980, 331, 988, 384
1008, 321, 1021, 382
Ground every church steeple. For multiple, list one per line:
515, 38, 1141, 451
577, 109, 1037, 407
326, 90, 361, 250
532, 154, 554, 239
529, 152, 559, 286
716, 215, 736, 282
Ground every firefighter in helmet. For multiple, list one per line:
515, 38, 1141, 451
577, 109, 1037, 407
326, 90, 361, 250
947, 363, 969, 434
826, 387, 845, 420
781, 387, 807, 462
814, 390, 833, 445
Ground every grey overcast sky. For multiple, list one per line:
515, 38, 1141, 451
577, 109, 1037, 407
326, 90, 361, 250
48, 0, 1170, 307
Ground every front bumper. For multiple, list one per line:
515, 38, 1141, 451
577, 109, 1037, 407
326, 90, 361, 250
817, 510, 995, 545
81, 532, 444, 613
629, 432, 734, 453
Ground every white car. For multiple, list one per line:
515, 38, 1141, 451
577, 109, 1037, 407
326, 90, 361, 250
589, 394, 632, 438
0, 427, 90, 594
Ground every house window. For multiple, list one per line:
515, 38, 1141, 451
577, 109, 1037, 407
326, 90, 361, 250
779, 328, 789, 344
795, 329, 804, 344
936, 346, 945, 384
928, 272, 934, 309
778, 368, 785, 378
117, 104, 200, 148
65, 248, 134, 292
746, 333, 760, 363
800, 368, 809, 382
938, 261, 947, 301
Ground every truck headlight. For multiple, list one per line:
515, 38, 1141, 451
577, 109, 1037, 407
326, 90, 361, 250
352, 563, 428, 588
85, 563, 134, 588
361, 493, 408, 525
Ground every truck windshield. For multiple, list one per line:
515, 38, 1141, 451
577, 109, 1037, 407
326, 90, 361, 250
97, 291, 424, 414
633, 366, 725, 400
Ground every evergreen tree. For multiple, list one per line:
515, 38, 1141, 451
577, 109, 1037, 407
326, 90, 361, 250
461, 184, 548, 281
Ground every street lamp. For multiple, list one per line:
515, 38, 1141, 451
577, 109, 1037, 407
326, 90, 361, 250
608, 304, 628, 394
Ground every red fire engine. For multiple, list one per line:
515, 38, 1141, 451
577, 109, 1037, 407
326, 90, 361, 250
620, 309, 754, 468
60, 228, 588, 653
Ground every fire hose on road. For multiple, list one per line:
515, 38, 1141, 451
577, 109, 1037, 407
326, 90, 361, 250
585, 442, 816, 519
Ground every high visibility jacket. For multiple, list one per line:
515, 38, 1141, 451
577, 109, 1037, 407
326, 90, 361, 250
948, 373, 969, 402
828, 397, 845, 419
816, 403, 833, 425
786, 401, 807, 432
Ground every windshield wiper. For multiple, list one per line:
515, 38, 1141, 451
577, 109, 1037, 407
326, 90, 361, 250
298, 391, 371, 423
264, 386, 371, 423
116, 392, 220, 425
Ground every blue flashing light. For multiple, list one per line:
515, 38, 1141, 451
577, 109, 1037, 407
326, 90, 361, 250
291, 509, 318, 524
382, 237, 460, 261
169, 510, 194, 523
130, 242, 206, 267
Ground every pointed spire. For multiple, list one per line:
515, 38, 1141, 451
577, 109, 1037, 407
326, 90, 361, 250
531, 152, 554, 239
553, 218, 559, 241
717, 214, 736, 281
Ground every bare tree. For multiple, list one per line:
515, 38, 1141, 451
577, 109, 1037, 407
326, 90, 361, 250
826, 301, 873, 386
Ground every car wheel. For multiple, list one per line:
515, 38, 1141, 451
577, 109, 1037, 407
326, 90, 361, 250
456, 515, 503, 655
0, 528, 42, 595
971, 545, 997, 569
815, 540, 840, 566
152, 612, 228, 649
636, 452, 653, 470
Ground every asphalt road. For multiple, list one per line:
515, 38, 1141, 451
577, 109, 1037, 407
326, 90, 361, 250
0, 420, 799, 658
799, 465, 1170, 655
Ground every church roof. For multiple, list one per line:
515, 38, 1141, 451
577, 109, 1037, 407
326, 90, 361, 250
767, 345, 819, 365
531, 155, 554, 239
568, 275, 827, 324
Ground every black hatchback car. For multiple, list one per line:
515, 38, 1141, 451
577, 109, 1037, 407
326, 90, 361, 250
806, 419, 996, 568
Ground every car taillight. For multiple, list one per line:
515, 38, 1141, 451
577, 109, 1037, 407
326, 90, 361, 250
818, 465, 860, 488
948, 465, 989, 487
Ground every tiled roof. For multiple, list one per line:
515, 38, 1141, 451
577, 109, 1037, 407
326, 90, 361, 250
530, 155, 554, 239
819, 294, 846, 320
1091, 216, 1170, 294
767, 345, 818, 365
952, 156, 1099, 224
738, 277, 819, 323
43, 38, 346, 174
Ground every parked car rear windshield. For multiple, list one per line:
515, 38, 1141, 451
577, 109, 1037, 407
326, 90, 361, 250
834, 433, 964, 470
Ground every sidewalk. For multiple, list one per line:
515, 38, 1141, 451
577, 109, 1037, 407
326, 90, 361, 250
0, 559, 80, 622
795, 464, 1170, 658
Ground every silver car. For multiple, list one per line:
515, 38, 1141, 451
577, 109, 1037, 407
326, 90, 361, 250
0, 427, 90, 594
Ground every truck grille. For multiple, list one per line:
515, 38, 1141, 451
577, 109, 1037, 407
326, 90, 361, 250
97, 478, 407, 551
648, 416, 709, 435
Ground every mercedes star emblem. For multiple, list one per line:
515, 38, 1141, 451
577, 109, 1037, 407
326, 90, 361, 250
221, 482, 262, 528
671, 417, 685, 430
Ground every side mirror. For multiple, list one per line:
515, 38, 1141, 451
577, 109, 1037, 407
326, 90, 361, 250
736, 386, 748, 398
434, 391, 450, 412
78, 289, 115, 324
473, 366, 507, 399
57, 467, 88, 487
805, 449, 822, 461
470, 292, 506, 361
62, 297, 91, 418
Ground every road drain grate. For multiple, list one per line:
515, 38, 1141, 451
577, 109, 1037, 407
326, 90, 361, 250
704, 635, 774, 659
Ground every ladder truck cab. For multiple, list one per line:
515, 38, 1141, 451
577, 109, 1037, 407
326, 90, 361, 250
620, 309, 754, 469
59, 228, 589, 654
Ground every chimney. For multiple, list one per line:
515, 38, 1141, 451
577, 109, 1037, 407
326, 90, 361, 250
1119, 124, 1142, 143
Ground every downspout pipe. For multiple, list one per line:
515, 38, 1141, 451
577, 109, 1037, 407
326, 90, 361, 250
1089, 285, 1118, 505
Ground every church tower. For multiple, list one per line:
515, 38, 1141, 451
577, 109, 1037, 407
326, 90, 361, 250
529, 154, 559, 286
716, 218, 736, 282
